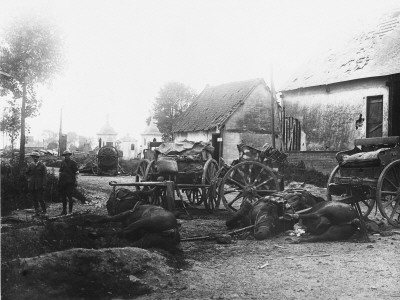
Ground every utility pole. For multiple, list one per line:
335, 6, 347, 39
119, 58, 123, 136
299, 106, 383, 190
58, 108, 62, 157
270, 65, 276, 148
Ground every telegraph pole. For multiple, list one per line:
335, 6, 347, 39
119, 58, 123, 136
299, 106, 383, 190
58, 108, 62, 157
270, 65, 276, 148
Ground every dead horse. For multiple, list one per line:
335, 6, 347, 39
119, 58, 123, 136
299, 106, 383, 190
84, 204, 180, 250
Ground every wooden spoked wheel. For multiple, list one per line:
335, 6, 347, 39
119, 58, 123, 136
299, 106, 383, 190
136, 159, 150, 178
220, 161, 279, 213
326, 165, 375, 218
184, 188, 203, 205
202, 159, 219, 213
142, 160, 166, 206
143, 160, 157, 182
377, 160, 400, 227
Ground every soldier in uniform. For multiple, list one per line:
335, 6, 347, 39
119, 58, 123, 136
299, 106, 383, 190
26, 152, 47, 214
59, 150, 78, 215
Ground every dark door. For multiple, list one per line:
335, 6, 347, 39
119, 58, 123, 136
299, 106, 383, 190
390, 79, 400, 136
366, 96, 383, 138
211, 133, 221, 162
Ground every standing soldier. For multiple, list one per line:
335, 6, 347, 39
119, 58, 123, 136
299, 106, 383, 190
59, 150, 78, 215
26, 152, 47, 214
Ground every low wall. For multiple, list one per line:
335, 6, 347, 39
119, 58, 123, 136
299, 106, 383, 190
286, 151, 337, 175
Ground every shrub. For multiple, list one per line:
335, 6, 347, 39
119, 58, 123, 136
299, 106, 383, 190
1, 163, 61, 215
1, 162, 29, 215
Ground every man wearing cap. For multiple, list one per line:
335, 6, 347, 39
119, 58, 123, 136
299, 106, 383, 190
26, 152, 47, 214
59, 150, 79, 215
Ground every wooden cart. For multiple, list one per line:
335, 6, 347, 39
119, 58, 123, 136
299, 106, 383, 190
218, 143, 287, 213
142, 141, 219, 213
327, 136, 400, 227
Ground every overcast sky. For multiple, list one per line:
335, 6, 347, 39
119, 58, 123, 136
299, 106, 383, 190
1, 0, 399, 146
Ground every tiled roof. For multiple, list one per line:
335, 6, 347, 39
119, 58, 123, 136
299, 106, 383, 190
173, 78, 266, 132
282, 10, 400, 91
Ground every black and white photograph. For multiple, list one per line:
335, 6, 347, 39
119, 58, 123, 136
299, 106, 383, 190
1, 0, 400, 299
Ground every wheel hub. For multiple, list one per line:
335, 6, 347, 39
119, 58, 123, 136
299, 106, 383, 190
243, 185, 258, 197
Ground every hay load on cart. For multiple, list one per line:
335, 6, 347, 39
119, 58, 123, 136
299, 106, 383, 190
142, 141, 219, 212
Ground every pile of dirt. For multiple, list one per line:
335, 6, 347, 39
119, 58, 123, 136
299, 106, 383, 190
2, 247, 173, 300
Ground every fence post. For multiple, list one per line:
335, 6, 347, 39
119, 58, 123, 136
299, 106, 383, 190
165, 181, 176, 212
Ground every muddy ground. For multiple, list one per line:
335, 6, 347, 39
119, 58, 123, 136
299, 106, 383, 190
2, 172, 400, 299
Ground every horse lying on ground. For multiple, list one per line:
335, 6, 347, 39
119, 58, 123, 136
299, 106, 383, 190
84, 188, 180, 250
226, 189, 360, 242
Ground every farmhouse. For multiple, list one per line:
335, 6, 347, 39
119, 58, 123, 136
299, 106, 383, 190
172, 78, 281, 163
280, 10, 400, 153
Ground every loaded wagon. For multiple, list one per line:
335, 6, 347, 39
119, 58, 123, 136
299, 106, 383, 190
141, 141, 219, 212
218, 143, 287, 213
327, 136, 400, 227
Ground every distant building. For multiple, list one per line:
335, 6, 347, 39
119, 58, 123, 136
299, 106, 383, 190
97, 118, 118, 148
119, 134, 139, 159
140, 117, 163, 149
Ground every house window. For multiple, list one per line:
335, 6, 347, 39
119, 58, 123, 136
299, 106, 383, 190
366, 96, 383, 138
106, 142, 113, 146
131, 144, 135, 150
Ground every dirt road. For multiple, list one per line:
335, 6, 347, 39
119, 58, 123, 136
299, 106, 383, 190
75, 174, 400, 299
3, 173, 399, 299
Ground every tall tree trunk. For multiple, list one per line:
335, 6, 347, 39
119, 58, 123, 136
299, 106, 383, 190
19, 82, 26, 165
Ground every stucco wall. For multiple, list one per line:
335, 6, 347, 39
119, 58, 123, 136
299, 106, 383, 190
174, 131, 213, 143
225, 85, 280, 134
282, 77, 389, 151
120, 141, 139, 159
286, 151, 338, 175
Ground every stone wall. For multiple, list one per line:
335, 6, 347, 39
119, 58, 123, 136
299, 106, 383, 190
286, 151, 338, 175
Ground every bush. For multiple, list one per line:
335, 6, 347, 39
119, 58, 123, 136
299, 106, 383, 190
1, 163, 61, 215
1, 162, 29, 215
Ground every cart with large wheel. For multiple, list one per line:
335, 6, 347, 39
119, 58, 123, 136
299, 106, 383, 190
219, 143, 287, 213
327, 136, 400, 227
96, 145, 120, 176
142, 141, 219, 213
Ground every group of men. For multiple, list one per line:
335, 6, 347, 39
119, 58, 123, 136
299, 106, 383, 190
26, 150, 78, 215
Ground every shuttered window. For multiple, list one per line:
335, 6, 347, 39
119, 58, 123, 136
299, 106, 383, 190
366, 96, 383, 138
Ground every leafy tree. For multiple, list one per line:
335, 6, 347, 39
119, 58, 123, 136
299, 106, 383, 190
153, 82, 197, 141
0, 101, 21, 158
0, 16, 64, 164
47, 141, 58, 150
67, 131, 78, 145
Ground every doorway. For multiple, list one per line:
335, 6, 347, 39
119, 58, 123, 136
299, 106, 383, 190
211, 133, 222, 162
389, 77, 400, 136
366, 96, 383, 138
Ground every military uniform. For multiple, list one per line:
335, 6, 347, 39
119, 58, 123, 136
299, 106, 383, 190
59, 152, 78, 214
26, 156, 47, 213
